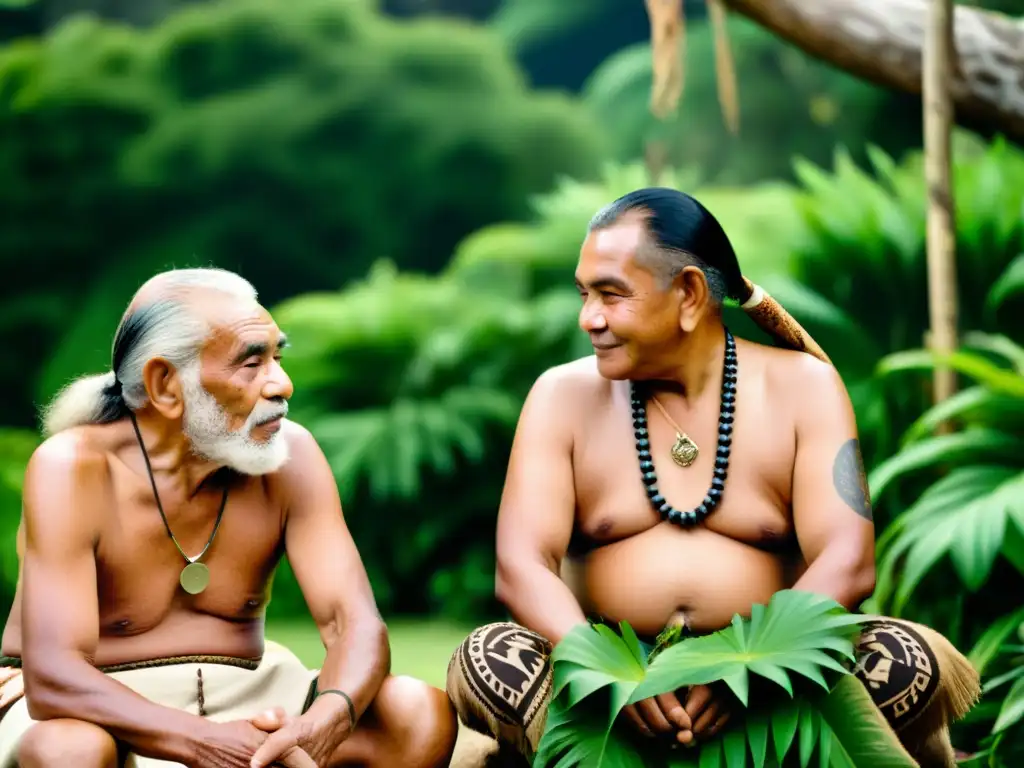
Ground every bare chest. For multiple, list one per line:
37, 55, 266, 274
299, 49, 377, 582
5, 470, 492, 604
571, 390, 797, 550
95, 478, 284, 637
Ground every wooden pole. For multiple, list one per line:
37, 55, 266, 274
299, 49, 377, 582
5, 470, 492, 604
923, 0, 959, 415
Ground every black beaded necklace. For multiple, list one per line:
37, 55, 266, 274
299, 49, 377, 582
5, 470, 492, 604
630, 327, 737, 528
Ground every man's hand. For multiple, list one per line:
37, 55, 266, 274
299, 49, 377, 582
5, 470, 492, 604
681, 684, 734, 745
0, 668, 24, 711
249, 703, 351, 768
620, 691, 692, 741
191, 718, 316, 768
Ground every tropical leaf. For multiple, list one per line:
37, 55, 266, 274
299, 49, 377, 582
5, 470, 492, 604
987, 253, 1024, 317
899, 385, 1024, 444
875, 468, 1023, 611
870, 335, 1024, 616
993, 674, 1024, 734
877, 349, 1024, 400
308, 386, 520, 501
814, 676, 918, 767
969, 607, 1024, 676
868, 429, 1022, 501
633, 592, 865, 705
534, 590, 918, 768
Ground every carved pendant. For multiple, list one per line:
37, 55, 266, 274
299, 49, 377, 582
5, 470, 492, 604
670, 433, 699, 468
180, 561, 210, 595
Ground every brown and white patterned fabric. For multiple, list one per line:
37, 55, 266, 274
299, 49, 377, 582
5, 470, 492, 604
446, 616, 979, 768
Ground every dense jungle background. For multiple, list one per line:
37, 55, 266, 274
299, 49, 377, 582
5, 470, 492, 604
0, 0, 1022, 762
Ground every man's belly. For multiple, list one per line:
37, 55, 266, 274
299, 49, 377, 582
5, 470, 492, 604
2, 611, 266, 667
566, 523, 795, 639
92, 612, 268, 666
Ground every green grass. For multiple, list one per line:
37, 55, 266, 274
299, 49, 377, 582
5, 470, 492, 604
266, 617, 477, 689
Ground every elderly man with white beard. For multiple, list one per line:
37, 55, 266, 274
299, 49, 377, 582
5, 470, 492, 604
0, 268, 458, 768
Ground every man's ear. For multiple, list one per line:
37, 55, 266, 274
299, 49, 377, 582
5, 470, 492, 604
676, 265, 713, 332
141, 358, 185, 420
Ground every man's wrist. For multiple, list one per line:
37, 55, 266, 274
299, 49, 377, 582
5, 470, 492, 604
303, 690, 355, 736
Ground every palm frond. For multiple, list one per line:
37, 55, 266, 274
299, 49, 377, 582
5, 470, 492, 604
868, 429, 1022, 502
877, 347, 1024, 399
874, 469, 1024, 612
899, 385, 1024, 444
534, 590, 915, 768
308, 386, 520, 501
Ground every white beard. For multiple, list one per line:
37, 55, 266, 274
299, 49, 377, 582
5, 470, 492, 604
179, 364, 290, 476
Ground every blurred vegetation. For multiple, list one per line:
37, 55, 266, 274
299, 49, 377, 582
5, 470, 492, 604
0, 0, 1023, 760
0, 0, 607, 431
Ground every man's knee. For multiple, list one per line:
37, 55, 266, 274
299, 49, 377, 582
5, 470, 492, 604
373, 675, 457, 768
18, 718, 119, 768
446, 622, 553, 754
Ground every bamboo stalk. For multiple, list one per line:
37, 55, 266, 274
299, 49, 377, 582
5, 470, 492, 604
923, 0, 959, 420
644, 0, 685, 182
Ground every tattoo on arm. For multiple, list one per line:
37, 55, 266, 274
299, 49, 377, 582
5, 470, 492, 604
832, 439, 873, 521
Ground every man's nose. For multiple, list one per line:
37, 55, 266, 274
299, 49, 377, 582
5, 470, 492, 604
263, 362, 294, 402
579, 299, 608, 333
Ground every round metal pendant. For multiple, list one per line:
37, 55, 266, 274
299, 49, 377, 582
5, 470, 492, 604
180, 562, 210, 595
671, 434, 699, 468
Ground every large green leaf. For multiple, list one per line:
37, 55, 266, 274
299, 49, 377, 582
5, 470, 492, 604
899, 385, 1024, 443
868, 428, 1022, 501
814, 676, 918, 767
876, 348, 1024, 400
993, 674, 1024, 734
877, 469, 1024, 611
534, 591, 919, 768
633, 592, 864, 705
873, 466, 1015, 609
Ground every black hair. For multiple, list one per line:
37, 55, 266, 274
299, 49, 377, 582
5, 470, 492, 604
588, 187, 746, 301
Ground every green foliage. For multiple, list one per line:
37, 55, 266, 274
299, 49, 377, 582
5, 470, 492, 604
580, 16, 922, 185
490, 0, 611, 52
760, 135, 1024, 473
447, 161, 799, 304
264, 261, 588, 620
0, 0, 606, 428
0, 428, 38, 608
866, 322, 1024, 763
870, 337, 1024, 612
534, 590, 916, 768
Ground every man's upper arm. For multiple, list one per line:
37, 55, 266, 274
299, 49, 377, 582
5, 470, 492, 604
790, 358, 875, 569
280, 425, 380, 633
495, 366, 578, 577
20, 438, 103, 683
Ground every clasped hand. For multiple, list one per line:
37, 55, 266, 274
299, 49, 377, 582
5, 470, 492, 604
195, 701, 351, 768
621, 683, 734, 748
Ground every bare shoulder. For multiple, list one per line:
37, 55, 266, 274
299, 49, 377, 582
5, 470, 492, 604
530, 355, 612, 413
267, 418, 335, 496
25, 427, 111, 492
747, 341, 853, 429
749, 342, 847, 399
22, 427, 113, 536
278, 418, 320, 457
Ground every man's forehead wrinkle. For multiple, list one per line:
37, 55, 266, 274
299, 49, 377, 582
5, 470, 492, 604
204, 312, 282, 357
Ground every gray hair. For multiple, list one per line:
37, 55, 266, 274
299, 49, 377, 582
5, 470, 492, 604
41, 268, 258, 437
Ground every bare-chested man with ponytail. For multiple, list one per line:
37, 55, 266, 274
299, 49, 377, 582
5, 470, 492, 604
446, 188, 979, 768
0, 268, 457, 768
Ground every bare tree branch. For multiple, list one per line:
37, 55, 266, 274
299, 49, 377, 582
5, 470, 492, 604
723, 0, 1024, 144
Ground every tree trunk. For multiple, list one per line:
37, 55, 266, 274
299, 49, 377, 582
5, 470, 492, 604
923, 0, 959, 419
722, 0, 1024, 145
